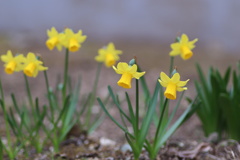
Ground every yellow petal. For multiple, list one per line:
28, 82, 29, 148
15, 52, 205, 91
160, 72, 170, 83
169, 50, 180, 56
132, 71, 145, 79
181, 34, 189, 45
78, 35, 87, 43
1, 50, 13, 62
27, 52, 37, 61
170, 43, 181, 50
113, 65, 123, 74
171, 73, 180, 83
177, 87, 187, 92
116, 62, 129, 73
188, 38, 198, 49
108, 42, 115, 50
177, 79, 189, 87
95, 55, 103, 62
129, 64, 138, 73
158, 79, 167, 87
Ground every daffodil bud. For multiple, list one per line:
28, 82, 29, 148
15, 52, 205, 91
128, 59, 136, 66
175, 36, 181, 42
171, 69, 178, 76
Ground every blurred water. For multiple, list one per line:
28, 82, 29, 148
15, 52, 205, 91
0, 0, 240, 53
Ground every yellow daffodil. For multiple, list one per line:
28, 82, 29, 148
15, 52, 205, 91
22, 52, 48, 78
169, 34, 198, 60
95, 42, 122, 67
113, 62, 145, 89
1, 50, 25, 74
61, 28, 87, 52
158, 72, 189, 100
46, 27, 63, 51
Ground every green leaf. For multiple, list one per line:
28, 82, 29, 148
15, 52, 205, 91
125, 133, 141, 159
223, 67, 231, 87
61, 78, 81, 135
125, 92, 136, 126
108, 86, 131, 123
138, 66, 150, 103
0, 139, 3, 159
11, 94, 21, 115
138, 81, 160, 147
163, 91, 185, 133
88, 114, 105, 134
154, 101, 193, 154
97, 97, 128, 133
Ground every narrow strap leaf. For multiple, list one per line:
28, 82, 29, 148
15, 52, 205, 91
97, 98, 128, 133
108, 86, 131, 122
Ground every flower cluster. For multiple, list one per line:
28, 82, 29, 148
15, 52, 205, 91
159, 72, 189, 100
1, 51, 48, 77
113, 62, 145, 88
95, 42, 122, 67
169, 34, 198, 60
46, 27, 87, 52
99, 33, 198, 160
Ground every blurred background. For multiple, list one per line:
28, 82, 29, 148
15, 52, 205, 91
0, 0, 239, 140
0, 0, 239, 101
0, 0, 239, 65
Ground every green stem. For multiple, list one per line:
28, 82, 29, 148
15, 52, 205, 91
62, 49, 69, 103
169, 57, 174, 76
154, 99, 168, 147
44, 71, 54, 122
136, 79, 139, 135
86, 63, 102, 128
24, 74, 34, 109
24, 74, 38, 127
92, 63, 102, 96
0, 80, 13, 157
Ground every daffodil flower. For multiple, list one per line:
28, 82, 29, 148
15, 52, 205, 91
169, 34, 198, 60
61, 28, 87, 52
113, 62, 145, 89
1, 50, 25, 74
46, 27, 63, 51
158, 72, 189, 100
23, 52, 48, 78
95, 42, 122, 67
